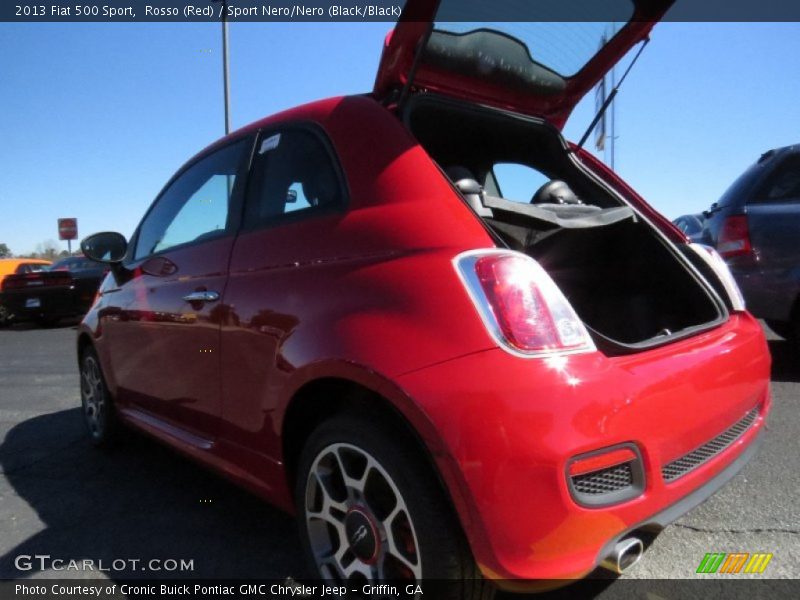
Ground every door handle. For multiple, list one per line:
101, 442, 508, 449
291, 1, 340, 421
182, 290, 220, 303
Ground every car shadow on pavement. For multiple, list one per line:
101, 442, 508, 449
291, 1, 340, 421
2, 317, 81, 332
0, 409, 625, 598
768, 339, 800, 383
0, 408, 303, 580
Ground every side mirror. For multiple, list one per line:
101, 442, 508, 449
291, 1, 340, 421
81, 232, 128, 264
286, 189, 298, 204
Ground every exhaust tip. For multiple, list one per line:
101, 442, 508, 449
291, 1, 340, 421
600, 537, 644, 574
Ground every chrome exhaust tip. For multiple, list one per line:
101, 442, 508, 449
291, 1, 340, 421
600, 537, 644, 574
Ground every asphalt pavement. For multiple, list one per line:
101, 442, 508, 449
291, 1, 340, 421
0, 320, 797, 595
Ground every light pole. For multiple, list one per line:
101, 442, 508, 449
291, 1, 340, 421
213, 0, 231, 135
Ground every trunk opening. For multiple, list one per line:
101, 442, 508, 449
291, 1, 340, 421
404, 94, 727, 353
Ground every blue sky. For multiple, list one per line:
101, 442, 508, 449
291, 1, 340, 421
1, 21, 799, 255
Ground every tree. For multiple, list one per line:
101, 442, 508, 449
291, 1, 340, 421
0, 243, 10, 258
34, 239, 60, 261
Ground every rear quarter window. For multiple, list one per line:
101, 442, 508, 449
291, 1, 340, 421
716, 162, 765, 208
749, 154, 800, 203
243, 127, 345, 229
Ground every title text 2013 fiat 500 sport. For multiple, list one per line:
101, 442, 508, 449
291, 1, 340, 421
77, 1, 770, 595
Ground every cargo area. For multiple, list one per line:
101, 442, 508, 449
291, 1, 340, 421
405, 95, 726, 352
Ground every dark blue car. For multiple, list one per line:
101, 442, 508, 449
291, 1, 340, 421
702, 144, 800, 341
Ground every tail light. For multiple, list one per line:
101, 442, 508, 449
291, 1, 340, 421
2, 274, 72, 291
717, 215, 752, 259
689, 243, 746, 311
2, 277, 33, 291
454, 249, 595, 357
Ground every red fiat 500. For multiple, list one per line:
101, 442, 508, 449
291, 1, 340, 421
78, 0, 770, 594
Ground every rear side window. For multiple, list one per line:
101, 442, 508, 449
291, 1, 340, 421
135, 139, 248, 260
48, 258, 96, 272
492, 162, 551, 203
674, 216, 702, 235
751, 155, 800, 203
244, 128, 344, 228
715, 162, 764, 208
16, 263, 47, 274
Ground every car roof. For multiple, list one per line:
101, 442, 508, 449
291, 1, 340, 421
190, 96, 350, 165
0, 258, 51, 277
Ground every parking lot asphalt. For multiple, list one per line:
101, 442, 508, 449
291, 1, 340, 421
0, 321, 798, 594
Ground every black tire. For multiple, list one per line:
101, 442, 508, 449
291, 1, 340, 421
79, 346, 120, 448
295, 412, 494, 600
765, 319, 794, 340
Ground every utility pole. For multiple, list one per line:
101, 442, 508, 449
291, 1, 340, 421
212, 0, 231, 135
610, 62, 616, 171
221, 0, 231, 135
608, 22, 618, 171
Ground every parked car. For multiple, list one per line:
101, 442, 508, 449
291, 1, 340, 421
702, 144, 800, 341
1, 256, 107, 326
76, 1, 770, 593
672, 213, 708, 243
0, 258, 51, 284
0, 258, 52, 325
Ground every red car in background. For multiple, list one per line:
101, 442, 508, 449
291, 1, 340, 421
76, 0, 770, 593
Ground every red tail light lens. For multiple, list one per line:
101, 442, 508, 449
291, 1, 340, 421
1, 274, 71, 291
455, 250, 595, 357
717, 215, 752, 259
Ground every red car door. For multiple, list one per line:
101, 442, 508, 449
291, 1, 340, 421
218, 126, 347, 469
102, 137, 253, 442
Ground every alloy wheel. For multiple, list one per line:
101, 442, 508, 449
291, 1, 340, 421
304, 442, 422, 584
80, 355, 105, 439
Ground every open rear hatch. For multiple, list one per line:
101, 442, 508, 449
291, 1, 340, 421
375, 0, 674, 127
405, 94, 728, 354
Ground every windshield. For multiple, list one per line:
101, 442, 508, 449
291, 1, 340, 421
46, 258, 93, 272
434, 0, 634, 77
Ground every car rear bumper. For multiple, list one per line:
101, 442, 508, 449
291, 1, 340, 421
595, 427, 763, 556
397, 312, 771, 581
0, 288, 80, 321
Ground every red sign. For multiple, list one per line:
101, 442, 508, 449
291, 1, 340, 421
58, 218, 78, 241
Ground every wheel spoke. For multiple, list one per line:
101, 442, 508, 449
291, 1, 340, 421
342, 557, 375, 581
332, 447, 372, 498
384, 538, 420, 578
382, 505, 421, 579
308, 473, 347, 527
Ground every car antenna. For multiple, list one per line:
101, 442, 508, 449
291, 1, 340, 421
396, 20, 435, 110
577, 37, 650, 151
